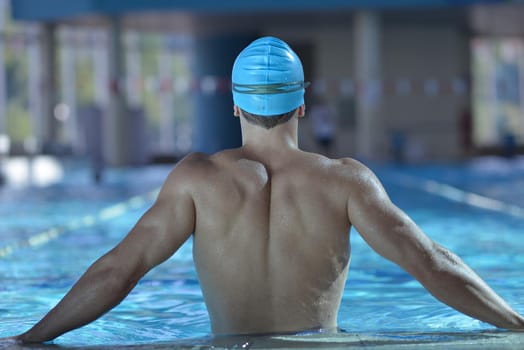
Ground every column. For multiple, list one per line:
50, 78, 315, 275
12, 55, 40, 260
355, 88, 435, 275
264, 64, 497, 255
354, 11, 383, 160
92, 29, 109, 108
0, 0, 8, 180
27, 23, 43, 153
106, 16, 128, 166
158, 40, 175, 153
59, 27, 78, 151
125, 31, 141, 108
0, 0, 7, 139
192, 34, 255, 153
40, 22, 58, 150
123, 30, 146, 165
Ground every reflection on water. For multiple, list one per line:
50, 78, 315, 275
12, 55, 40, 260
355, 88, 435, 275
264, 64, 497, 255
0, 160, 524, 347
2, 330, 522, 350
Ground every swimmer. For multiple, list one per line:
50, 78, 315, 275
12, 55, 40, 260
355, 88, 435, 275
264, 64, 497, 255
2, 36, 523, 345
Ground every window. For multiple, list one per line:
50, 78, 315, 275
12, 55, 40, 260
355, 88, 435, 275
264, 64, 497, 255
472, 38, 524, 148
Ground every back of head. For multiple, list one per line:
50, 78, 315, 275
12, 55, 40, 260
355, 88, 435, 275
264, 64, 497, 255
232, 37, 309, 117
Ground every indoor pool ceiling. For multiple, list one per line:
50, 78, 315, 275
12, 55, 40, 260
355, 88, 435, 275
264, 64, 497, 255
11, 0, 515, 21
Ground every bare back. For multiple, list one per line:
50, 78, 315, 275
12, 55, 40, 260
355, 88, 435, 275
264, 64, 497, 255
184, 148, 353, 335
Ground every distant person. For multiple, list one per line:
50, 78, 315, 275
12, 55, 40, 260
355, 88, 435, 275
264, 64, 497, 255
2, 36, 523, 345
503, 132, 517, 158
460, 106, 472, 157
310, 95, 336, 156
391, 130, 406, 164
83, 105, 105, 183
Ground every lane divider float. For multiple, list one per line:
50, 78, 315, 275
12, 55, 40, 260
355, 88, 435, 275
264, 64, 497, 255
388, 172, 524, 219
0, 188, 160, 258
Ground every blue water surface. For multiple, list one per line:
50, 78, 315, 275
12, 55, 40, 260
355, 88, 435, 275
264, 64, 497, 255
0, 157, 523, 346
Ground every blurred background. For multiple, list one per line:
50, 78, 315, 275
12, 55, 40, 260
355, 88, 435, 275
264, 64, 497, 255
2, 2, 524, 343
0, 0, 524, 185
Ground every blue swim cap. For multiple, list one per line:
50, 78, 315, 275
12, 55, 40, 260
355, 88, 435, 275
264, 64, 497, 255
232, 37, 309, 116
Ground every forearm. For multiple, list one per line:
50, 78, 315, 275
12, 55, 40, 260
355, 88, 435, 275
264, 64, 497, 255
418, 246, 524, 330
19, 254, 139, 343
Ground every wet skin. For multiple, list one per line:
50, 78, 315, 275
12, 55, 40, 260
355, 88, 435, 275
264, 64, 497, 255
3, 106, 524, 344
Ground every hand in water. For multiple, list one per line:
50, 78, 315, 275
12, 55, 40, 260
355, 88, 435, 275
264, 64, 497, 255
0, 336, 24, 349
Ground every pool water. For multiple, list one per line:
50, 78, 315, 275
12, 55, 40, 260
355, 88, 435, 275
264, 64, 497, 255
1, 157, 524, 348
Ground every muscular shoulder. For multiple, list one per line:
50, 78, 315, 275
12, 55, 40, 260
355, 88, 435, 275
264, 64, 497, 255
177, 152, 215, 171
163, 151, 240, 190
331, 157, 386, 198
321, 157, 370, 181
162, 152, 215, 193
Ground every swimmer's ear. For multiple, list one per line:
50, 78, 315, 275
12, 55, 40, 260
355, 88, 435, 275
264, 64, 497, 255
297, 104, 306, 118
233, 105, 241, 118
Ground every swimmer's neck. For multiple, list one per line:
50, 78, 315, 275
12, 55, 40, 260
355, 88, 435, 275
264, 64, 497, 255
239, 117, 299, 153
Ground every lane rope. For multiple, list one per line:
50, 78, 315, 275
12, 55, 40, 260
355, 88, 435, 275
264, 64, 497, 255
388, 172, 524, 219
4, 171, 522, 258
0, 188, 160, 259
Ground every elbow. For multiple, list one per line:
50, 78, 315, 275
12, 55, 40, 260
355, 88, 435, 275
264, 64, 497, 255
407, 242, 460, 284
94, 252, 141, 296
107, 265, 140, 296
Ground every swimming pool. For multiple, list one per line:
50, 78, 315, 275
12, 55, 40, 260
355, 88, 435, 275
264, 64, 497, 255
1, 156, 524, 349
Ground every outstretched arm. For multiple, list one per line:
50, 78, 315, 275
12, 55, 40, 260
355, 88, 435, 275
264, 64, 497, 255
346, 161, 524, 330
13, 163, 196, 343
